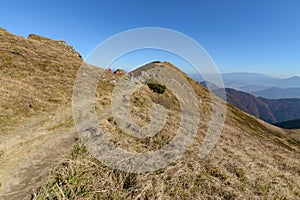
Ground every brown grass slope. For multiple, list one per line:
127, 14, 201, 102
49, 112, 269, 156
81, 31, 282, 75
0, 28, 299, 199
0, 27, 82, 132
36, 62, 299, 199
0, 27, 82, 199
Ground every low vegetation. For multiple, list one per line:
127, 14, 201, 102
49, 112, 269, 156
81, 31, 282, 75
147, 82, 166, 94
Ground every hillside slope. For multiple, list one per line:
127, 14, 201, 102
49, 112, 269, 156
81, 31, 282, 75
0, 27, 83, 199
0, 29, 299, 199
37, 63, 300, 199
263, 98, 300, 122
211, 87, 300, 123
0, 27, 82, 132
213, 87, 276, 123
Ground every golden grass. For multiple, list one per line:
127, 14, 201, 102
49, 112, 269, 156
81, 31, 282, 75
0, 28, 82, 134
1, 28, 299, 199
34, 64, 300, 199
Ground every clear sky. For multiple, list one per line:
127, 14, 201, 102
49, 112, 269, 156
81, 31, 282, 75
1, 0, 300, 77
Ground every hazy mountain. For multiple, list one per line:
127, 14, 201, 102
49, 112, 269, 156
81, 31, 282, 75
262, 98, 300, 122
1, 28, 300, 199
191, 73, 300, 96
240, 84, 276, 93
206, 84, 300, 123
278, 76, 300, 88
253, 87, 300, 99
191, 72, 278, 88
221, 73, 278, 88
213, 88, 276, 123
221, 73, 300, 90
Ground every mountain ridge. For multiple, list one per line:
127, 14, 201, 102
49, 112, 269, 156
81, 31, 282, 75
0, 28, 299, 199
253, 87, 300, 99
201, 82, 300, 124
191, 72, 300, 95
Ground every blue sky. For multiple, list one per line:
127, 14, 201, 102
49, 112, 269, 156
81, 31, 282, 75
1, 0, 300, 77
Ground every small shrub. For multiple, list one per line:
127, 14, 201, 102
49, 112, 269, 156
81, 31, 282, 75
147, 83, 166, 94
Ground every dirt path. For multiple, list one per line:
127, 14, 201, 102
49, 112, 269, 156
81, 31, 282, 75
0, 106, 76, 200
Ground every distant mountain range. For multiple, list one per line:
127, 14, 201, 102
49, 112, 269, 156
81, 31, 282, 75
191, 73, 300, 99
201, 81, 300, 125
253, 87, 300, 99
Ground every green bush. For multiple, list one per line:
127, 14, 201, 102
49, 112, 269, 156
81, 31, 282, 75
147, 82, 166, 94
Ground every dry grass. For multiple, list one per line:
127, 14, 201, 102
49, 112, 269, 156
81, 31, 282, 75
0, 28, 82, 134
0, 28, 82, 198
34, 63, 300, 199
34, 124, 300, 199
1, 28, 299, 199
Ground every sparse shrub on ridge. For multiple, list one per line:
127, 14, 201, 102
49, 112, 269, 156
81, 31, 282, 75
146, 80, 166, 94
